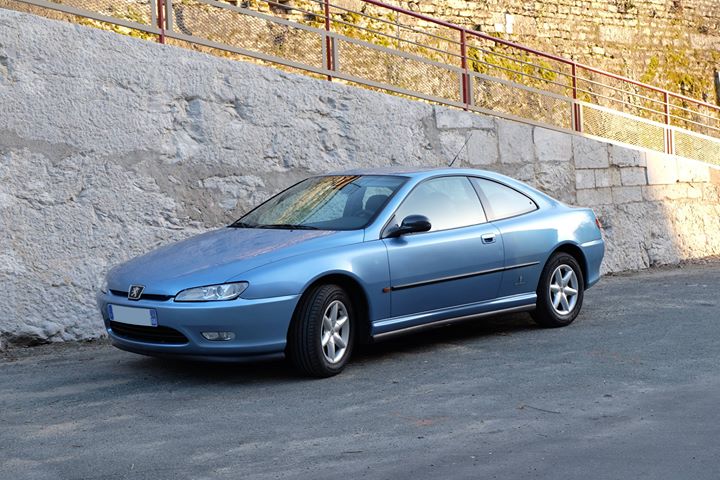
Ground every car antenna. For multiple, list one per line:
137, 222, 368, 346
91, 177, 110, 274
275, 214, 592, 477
448, 131, 473, 168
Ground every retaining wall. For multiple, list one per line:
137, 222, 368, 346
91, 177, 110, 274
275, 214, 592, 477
1, 8, 718, 346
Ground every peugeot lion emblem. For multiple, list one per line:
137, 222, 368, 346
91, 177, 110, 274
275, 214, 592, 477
128, 285, 145, 301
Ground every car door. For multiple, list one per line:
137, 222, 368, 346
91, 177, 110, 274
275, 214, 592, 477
470, 177, 546, 298
382, 176, 504, 319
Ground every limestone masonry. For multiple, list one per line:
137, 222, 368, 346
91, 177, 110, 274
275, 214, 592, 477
0, 8, 718, 347
392, 0, 720, 104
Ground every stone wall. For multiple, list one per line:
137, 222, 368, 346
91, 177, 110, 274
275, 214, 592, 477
0, 9, 718, 347
396, 0, 720, 103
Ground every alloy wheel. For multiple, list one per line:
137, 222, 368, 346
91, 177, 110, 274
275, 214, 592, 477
321, 300, 350, 364
549, 264, 579, 315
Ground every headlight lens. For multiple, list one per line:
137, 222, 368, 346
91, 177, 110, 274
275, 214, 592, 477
175, 282, 248, 302
100, 277, 109, 294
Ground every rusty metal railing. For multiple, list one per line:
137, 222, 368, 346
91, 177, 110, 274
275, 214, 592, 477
7, 0, 720, 165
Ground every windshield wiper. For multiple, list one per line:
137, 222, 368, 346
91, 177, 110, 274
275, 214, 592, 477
228, 221, 257, 228
256, 224, 320, 230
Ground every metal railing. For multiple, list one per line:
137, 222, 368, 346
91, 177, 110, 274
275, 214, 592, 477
7, 0, 720, 165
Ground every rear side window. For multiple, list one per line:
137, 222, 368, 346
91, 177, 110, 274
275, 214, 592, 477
471, 178, 537, 221
392, 176, 486, 232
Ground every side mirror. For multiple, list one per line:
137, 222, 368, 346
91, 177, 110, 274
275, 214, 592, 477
385, 215, 432, 238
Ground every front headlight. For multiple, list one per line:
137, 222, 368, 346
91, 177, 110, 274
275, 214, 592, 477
175, 282, 248, 302
100, 277, 109, 294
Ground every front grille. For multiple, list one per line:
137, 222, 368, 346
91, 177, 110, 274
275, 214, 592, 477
109, 321, 188, 345
110, 290, 173, 302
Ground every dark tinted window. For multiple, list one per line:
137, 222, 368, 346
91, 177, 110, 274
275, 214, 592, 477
392, 176, 486, 232
471, 178, 537, 221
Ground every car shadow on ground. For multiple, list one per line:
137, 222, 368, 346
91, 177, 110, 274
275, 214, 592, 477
128, 312, 538, 384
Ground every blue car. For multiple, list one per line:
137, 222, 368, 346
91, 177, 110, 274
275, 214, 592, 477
98, 168, 604, 377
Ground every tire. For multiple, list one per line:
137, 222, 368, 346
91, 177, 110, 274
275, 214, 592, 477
531, 252, 585, 328
287, 284, 355, 377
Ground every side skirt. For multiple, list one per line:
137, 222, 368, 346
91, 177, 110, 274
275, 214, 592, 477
372, 303, 536, 341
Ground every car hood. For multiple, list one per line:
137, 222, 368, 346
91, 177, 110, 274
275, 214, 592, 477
107, 227, 363, 295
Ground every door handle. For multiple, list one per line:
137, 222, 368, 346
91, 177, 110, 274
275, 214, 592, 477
481, 233, 496, 244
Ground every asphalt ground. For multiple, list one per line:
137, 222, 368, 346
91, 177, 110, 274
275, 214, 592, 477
1, 261, 719, 480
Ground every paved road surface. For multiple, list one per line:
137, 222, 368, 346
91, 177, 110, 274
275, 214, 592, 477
1, 262, 719, 480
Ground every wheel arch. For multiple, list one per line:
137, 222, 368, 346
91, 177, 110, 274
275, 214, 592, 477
289, 272, 372, 345
550, 242, 589, 288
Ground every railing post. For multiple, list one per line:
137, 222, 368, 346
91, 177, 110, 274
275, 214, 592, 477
156, 0, 166, 44
324, 0, 333, 81
460, 29, 469, 109
150, 0, 157, 32
664, 91, 674, 154
165, 0, 173, 33
571, 62, 582, 132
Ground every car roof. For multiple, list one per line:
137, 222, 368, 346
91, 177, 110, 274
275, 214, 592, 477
326, 167, 518, 183
324, 167, 560, 206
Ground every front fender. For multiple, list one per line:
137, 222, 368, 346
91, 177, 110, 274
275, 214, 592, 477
228, 239, 391, 322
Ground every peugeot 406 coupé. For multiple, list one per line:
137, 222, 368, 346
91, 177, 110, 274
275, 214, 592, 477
97, 168, 604, 377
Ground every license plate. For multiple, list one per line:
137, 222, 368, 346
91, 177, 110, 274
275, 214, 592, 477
108, 305, 158, 327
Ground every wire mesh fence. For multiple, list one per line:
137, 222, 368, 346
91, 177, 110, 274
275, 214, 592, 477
675, 130, 720, 166
470, 73, 573, 130
4, 0, 720, 167
170, 0, 324, 69
582, 104, 666, 153
336, 37, 462, 103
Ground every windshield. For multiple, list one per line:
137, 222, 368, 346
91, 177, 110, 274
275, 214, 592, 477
231, 175, 407, 231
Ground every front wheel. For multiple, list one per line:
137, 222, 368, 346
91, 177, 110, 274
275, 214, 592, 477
287, 284, 355, 377
531, 252, 585, 328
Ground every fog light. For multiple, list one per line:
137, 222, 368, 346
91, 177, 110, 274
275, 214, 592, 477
202, 331, 235, 341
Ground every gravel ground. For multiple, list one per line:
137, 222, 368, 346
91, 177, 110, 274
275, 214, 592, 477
1, 261, 719, 480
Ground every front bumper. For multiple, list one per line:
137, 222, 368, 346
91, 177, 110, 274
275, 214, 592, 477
96, 290, 300, 360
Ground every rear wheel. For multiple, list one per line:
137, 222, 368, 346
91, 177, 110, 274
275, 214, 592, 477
531, 252, 584, 328
287, 284, 355, 377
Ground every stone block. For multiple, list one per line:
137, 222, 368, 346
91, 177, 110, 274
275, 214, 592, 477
611, 186, 642, 204
600, 26, 634, 44
641, 185, 662, 202
594, 167, 622, 188
466, 129, 499, 165
435, 106, 474, 129
620, 167, 647, 186
645, 151, 678, 185
576, 188, 612, 206
594, 169, 610, 188
498, 120, 534, 164
534, 127, 572, 163
435, 106, 494, 130
609, 145, 645, 167
711, 167, 720, 185
677, 159, 711, 183
573, 136, 609, 168
575, 169, 595, 189
641, 184, 688, 201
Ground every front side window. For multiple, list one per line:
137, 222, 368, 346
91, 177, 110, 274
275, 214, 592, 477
471, 178, 537, 221
391, 176, 486, 232
233, 175, 406, 231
